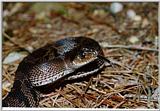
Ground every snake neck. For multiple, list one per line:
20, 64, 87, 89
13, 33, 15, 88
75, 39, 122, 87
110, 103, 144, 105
3, 71, 40, 107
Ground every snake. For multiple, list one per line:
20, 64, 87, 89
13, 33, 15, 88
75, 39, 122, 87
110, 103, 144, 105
2, 37, 106, 107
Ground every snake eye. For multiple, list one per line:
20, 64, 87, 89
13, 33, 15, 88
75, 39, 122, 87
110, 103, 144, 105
78, 48, 98, 59
79, 51, 85, 58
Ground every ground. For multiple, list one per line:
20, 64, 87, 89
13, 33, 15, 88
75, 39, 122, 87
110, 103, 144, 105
2, 3, 158, 108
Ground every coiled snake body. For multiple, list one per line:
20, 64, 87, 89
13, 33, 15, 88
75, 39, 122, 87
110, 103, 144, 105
3, 37, 105, 107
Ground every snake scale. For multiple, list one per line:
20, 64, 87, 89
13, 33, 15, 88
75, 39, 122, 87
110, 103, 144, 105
2, 37, 106, 107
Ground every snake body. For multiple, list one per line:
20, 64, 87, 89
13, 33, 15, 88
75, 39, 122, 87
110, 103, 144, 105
2, 37, 105, 107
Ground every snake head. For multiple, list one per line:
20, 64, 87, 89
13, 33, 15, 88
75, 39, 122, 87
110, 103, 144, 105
72, 48, 98, 68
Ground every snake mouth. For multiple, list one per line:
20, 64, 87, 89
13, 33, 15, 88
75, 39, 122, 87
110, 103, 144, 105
72, 52, 98, 68
72, 57, 98, 68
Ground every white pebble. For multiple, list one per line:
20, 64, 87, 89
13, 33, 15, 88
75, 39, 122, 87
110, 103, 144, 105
154, 36, 158, 48
134, 15, 142, 22
46, 24, 52, 29
110, 3, 123, 14
3, 10, 9, 17
129, 36, 139, 44
26, 46, 34, 52
93, 9, 106, 16
3, 81, 11, 88
99, 42, 109, 48
142, 18, 149, 28
127, 9, 136, 19
3, 52, 25, 64
36, 12, 46, 20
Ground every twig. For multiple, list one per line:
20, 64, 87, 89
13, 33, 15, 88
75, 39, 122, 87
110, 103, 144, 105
99, 56, 131, 70
89, 85, 106, 94
51, 94, 60, 107
58, 91, 81, 108
3, 32, 31, 53
4, 3, 23, 17
84, 76, 93, 93
105, 85, 140, 96
113, 100, 126, 108
2, 70, 13, 84
100, 44, 158, 52
86, 14, 129, 37
50, 11, 80, 25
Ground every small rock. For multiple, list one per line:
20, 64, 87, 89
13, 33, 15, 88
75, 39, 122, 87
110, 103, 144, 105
99, 42, 109, 48
46, 24, 52, 29
3, 52, 26, 64
151, 87, 159, 100
3, 10, 9, 17
26, 46, 34, 52
3, 21, 8, 29
129, 36, 139, 44
29, 27, 38, 34
127, 9, 136, 19
154, 36, 158, 48
35, 12, 46, 20
92, 28, 99, 33
93, 9, 106, 16
110, 3, 123, 14
133, 15, 142, 22
3, 81, 12, 89
142, 18, 150, 28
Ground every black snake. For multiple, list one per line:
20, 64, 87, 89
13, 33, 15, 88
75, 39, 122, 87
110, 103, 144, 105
2, 37, 106, 107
